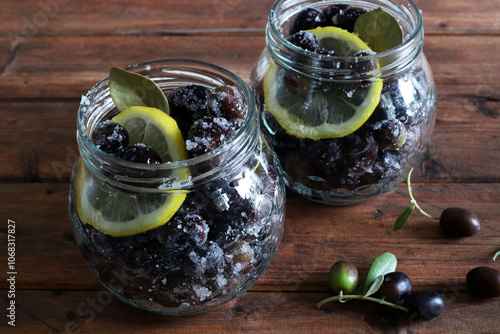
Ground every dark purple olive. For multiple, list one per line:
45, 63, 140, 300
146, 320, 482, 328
334, 7, 368, 32
439, 207, 480, 237
92, 120, 129, 154
287, 31, 319, 53
117, 144, 162, 164
467, 266, 500, 297
404, 290, 445, 321
373, 119, 407, 149
328, 260, 359, 294
167, 84, 210, 116
373, 272, 412, 302
167, 84, 210, 136
207, 85, 248, 121
322, 4, 351, 25
187, 116, 236, 157
289, 7, 325, 35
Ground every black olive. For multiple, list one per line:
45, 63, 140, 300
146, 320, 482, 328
439, 207, 480, 237
404, 290, 445, 321
373, 271, 412, 302
467, 266, 500, 297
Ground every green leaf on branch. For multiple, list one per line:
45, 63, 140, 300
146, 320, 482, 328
395, 205, 415, 230
364, 275, 384, 297
363, 252, 397, 294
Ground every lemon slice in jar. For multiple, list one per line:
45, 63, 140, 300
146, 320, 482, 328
75, 106, 189, 237
263, 26, 383, 140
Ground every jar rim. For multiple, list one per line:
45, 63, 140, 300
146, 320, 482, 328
267, 0, 424, 77
77, 58, 258, 182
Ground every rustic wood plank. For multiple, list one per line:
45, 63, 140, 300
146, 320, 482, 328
0, 35, 266, 100
0, 0, 272, 37
418, 0, 500, 34
424, 36, 500, 97
1, 34, 500, 100
4, 289, 500, 333
1, 0, 499, 37
0, 101, 79, 182
0, 183, 498, 291
423, 95, 500, 183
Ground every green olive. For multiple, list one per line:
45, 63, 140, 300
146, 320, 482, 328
229, 240, 255, 274
328, 260, 359, 294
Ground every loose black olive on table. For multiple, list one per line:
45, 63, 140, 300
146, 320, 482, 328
404, 290, 445, 321
467, 266, 500, 298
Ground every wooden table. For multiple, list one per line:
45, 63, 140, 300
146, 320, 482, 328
1, 0, 499, 332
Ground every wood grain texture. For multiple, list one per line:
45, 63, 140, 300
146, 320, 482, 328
0, 101, 78, 182
0, 35, 266, 100
0, 0, 272, 36
1, 35, 500, 100
1, 0, 499, 36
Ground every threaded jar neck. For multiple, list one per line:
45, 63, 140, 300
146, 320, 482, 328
266, 0, 424, 80
76, 59, 259, 193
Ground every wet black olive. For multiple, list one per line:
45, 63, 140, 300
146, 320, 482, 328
439, 207, 480, 237
373, 271, 412, 302
404, 290, 444, 321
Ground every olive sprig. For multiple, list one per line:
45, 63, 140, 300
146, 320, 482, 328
317, 252, 445, 321
395, 168, 481, 237
316, 275, 409, 312
317, 253, 401, 309
395, 168, 437, 230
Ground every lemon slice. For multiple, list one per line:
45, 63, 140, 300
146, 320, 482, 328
76, 106, 189, 237
112, 106, 188, 163
263, 26, 383, 140
311, 26, 372, 56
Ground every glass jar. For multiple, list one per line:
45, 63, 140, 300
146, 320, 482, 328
68, 59, 286, 315
250, 0, 437, 204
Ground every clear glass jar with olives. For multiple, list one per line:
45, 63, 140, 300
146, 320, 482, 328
69, 59, 286, 315
250, 0, 437, 204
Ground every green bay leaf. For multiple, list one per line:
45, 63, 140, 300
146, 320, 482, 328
109, 67, 169, 114
354, 7, 403, 53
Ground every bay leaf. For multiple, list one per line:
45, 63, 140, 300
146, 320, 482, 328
109, 66, 169, 114
354, 7, 403, 52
